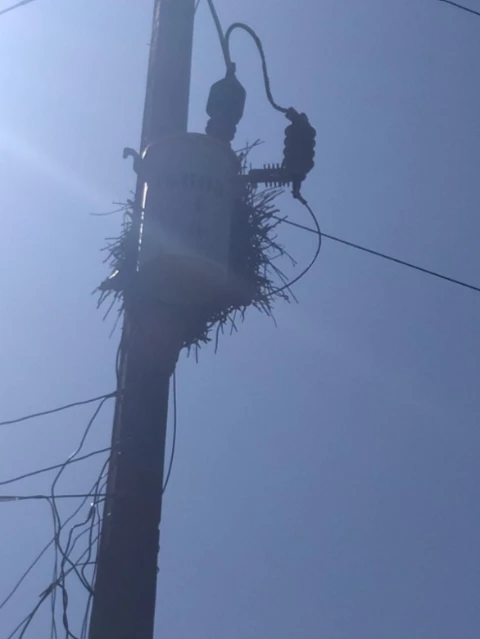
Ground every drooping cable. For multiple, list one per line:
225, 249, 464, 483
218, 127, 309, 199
6, 532, 101, 639
270, 201, 322, 295
162, 370, 178, 495
224, 23, 289, 114
48, 397, 111, 582
1, 457, 110, 639
0, 464, 109, 613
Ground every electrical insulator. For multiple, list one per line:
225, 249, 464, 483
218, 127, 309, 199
205, 67, 247, 145
282, 108, 316, 200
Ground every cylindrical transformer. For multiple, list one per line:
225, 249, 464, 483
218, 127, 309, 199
138, 133, 240, 305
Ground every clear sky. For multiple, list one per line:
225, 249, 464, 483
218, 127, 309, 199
0, 0, 479, 637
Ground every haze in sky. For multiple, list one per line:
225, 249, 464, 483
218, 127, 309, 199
0, 1, 479, 637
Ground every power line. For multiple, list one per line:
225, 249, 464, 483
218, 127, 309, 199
274, 215, 480, 294
5, 533, 100, 639
0, 0, 38, 18
438, 0, 480, 17
206, 0, 230, 67
0, 448, 110, 488
0, 464, 108, 613
0, 494, 109, 502
0, 392, 117, 428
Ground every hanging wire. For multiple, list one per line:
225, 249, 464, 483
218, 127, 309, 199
6, 532, 101, 639
0, 462, 109, 613
162, 370, 178, 494
1, 453, 111, 639
224, 23, 289, 114
270, 201, 322, 295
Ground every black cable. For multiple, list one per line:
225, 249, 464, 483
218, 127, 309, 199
224, 23, 289, 114
0, 0, 40, 18
162, 370, 178, 494
6, 589, 50, 639
7, 533, 101, 639
206, 0, 230, 68
0, 392, 117, 428
80, 478, 106, 639
59, 508, 96, 594
0, 465, 109, 613
270, 202, 322, 295
49, 450, 109, 638
0, 448, 110, 488
49, 398, 110, 592
0, 494, 109, 502
438, 0, 480, 17
273, 215, 480, 294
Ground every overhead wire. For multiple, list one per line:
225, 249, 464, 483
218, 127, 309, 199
273, 214, 480, 294
206, 0, 230, 68
47, 395, 110, 605
0, 448, 110, 488
0, 466, 108, 613
438, 0, 480, 17
80, 476, 107, 639
0, 457, 111, 639
0, 0, 39, 18
0, 389, 112, 633
6, 532, 101, 639
49, 445, 111, 638
0, 392, 117, 428
162, 370, 178, 494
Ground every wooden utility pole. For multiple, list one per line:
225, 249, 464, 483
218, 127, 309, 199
88, 2, 196, 638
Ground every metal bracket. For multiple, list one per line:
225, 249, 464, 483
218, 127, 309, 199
123, 147, 142, 174
246, 164, 292, 188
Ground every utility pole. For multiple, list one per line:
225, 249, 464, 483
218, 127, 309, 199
88, 2, 196, 638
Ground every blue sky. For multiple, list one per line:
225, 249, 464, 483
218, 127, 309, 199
0, 0, 479, 637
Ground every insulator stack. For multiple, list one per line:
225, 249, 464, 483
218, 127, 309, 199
283, 108, 316, 199
205, 68, 247, 145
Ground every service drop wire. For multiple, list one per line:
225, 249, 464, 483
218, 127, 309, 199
50, 397, 111, 570
273, 214, 480, 294
0, 392, 117, 428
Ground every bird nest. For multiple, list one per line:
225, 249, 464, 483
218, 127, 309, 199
97, 147, 295, 354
